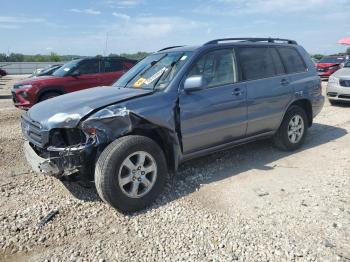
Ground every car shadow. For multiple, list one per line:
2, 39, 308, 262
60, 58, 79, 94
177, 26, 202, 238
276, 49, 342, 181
61, 123, 347, 213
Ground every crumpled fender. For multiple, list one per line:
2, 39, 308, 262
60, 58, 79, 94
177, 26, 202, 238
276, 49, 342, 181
81, 103, 182, 172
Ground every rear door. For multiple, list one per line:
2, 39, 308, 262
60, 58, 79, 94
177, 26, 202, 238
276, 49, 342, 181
66, 59, 102, 92
236, 46, 293, 136
100, 58, 126, 86
179, 48, 247, 154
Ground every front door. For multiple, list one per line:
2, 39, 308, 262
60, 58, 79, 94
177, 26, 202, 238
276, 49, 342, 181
179, 48, 247, 154
66, 59, 102, 92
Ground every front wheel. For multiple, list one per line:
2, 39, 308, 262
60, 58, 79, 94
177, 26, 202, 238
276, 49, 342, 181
273, 105, 308, 151
39, 91, 61, 102
95, 135, 168, 213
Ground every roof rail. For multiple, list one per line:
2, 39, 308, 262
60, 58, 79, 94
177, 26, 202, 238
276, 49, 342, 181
204, 38, 297, 45
158, 45, 184, 52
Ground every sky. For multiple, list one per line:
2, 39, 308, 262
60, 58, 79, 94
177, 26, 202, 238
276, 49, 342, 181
0, 0, 349, 56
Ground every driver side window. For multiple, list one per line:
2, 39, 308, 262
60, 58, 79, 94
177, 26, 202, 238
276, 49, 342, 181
77, 60, 100, 75
188, 49, 238, 88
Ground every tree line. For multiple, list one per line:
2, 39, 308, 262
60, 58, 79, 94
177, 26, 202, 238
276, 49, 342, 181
311, 48, 350, 60
0, 51, 151, 62
1, 49, 349, 63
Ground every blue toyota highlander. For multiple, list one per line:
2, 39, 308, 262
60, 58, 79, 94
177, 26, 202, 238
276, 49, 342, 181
22, 38, 324, 212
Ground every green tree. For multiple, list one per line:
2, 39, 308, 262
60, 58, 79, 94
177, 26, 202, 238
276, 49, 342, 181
346, 47, 350, 55
312, 54, 324, 60
49, 52, 60, 62
0, 53, 7, 62
8, 53, 24, 62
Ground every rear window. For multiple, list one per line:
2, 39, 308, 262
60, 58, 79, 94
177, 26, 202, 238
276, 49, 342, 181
278, 47, 306, 74
237, 47, 280, 81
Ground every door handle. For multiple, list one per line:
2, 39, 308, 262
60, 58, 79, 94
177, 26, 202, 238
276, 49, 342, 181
232, 87, 242, 96
281, 78, 289, 86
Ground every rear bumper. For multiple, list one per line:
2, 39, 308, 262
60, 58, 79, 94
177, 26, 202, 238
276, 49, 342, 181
24, 141, 61, 175
312, 95, 325, 118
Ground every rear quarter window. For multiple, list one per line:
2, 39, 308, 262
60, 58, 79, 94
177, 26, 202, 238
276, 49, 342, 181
278, 47, 307, 74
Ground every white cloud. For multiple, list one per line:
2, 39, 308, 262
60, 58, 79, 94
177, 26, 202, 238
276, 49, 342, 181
0, 16, 45, 23
0, 16, 46, 30
118, 0, 141, 6
195, 0, 348, 15
69, 8, 101, 15
112, 12, 130, 20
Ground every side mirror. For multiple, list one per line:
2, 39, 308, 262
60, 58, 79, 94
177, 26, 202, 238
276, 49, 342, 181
71, 70, 80, 77
183, 75, 204, 92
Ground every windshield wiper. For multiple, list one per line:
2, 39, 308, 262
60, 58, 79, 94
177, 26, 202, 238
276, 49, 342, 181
153, 53, 185, 89
123, 54, 168, 88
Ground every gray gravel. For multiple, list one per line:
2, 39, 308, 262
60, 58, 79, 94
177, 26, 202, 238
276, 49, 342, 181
0, 77, 349, 261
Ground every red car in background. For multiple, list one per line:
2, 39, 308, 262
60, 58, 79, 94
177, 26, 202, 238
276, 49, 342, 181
11, 56, 137, 109
316, 56, 347, 79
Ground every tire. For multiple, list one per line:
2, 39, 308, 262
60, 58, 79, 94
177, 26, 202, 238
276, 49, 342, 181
273, 105, 308, 151
95, 135, 168, 213
39, 91, 61, 102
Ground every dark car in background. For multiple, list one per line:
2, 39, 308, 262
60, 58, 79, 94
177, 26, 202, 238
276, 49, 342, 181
316, 56, 347, 79
30, 64, 62, 78
0, 67, 7, 77
22, 38, 324, 213
12, 56, 137, 109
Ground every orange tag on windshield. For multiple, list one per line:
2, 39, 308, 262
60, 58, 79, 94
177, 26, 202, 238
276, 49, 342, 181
133, 78, 146, 88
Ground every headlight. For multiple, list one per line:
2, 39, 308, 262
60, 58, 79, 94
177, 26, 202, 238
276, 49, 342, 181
15, 84, 32, 89
328, 66, 338, 70
328, 76, 339, 85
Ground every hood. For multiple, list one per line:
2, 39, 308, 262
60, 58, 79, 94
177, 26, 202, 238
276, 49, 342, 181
316, 63, 339, 68
16, 75, 57, 85
27, 86, 153, 129
332, 67, 350, 78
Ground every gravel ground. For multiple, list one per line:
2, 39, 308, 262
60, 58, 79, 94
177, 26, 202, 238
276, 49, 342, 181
0, 76, 349, 262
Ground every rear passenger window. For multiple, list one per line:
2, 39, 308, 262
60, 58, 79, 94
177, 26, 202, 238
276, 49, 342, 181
278, 47, 306, 74
270, 48, 285, 75
104, 59, 123, 72
237, 47, 276, 81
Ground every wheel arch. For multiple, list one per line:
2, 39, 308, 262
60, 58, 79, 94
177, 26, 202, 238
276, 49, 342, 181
281, 99, 313, 128
128, 126, 181, 176
36, 86, 66, 102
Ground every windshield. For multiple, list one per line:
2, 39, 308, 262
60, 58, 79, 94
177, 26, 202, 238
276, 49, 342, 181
344, 60, 350, 68
52, 60, 81, 77
113, 51, 192, 90
319, 57, 345, 64
38, 65, 60, 75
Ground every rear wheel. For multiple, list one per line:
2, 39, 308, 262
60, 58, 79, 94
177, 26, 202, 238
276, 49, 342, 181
39, 91, 61, 102
95, 135, 168, 213
273, 105, 308, 151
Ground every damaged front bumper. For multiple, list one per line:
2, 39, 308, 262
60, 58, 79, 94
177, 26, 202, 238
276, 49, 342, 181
24, 141, 61, 175
24, 139, 96, 177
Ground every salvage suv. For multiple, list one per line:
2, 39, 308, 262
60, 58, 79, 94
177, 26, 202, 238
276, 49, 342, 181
12, 56, 136, 109
22, 38, 324, 213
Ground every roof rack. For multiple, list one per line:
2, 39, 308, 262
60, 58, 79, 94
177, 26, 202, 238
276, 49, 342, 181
158, 45, 184, 52
204, 38, 297, 45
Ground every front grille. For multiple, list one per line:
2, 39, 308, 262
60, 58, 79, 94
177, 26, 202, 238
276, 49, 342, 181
21, 114, 48, 148
338, 94, 350, 99
340, 80, 350, 87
